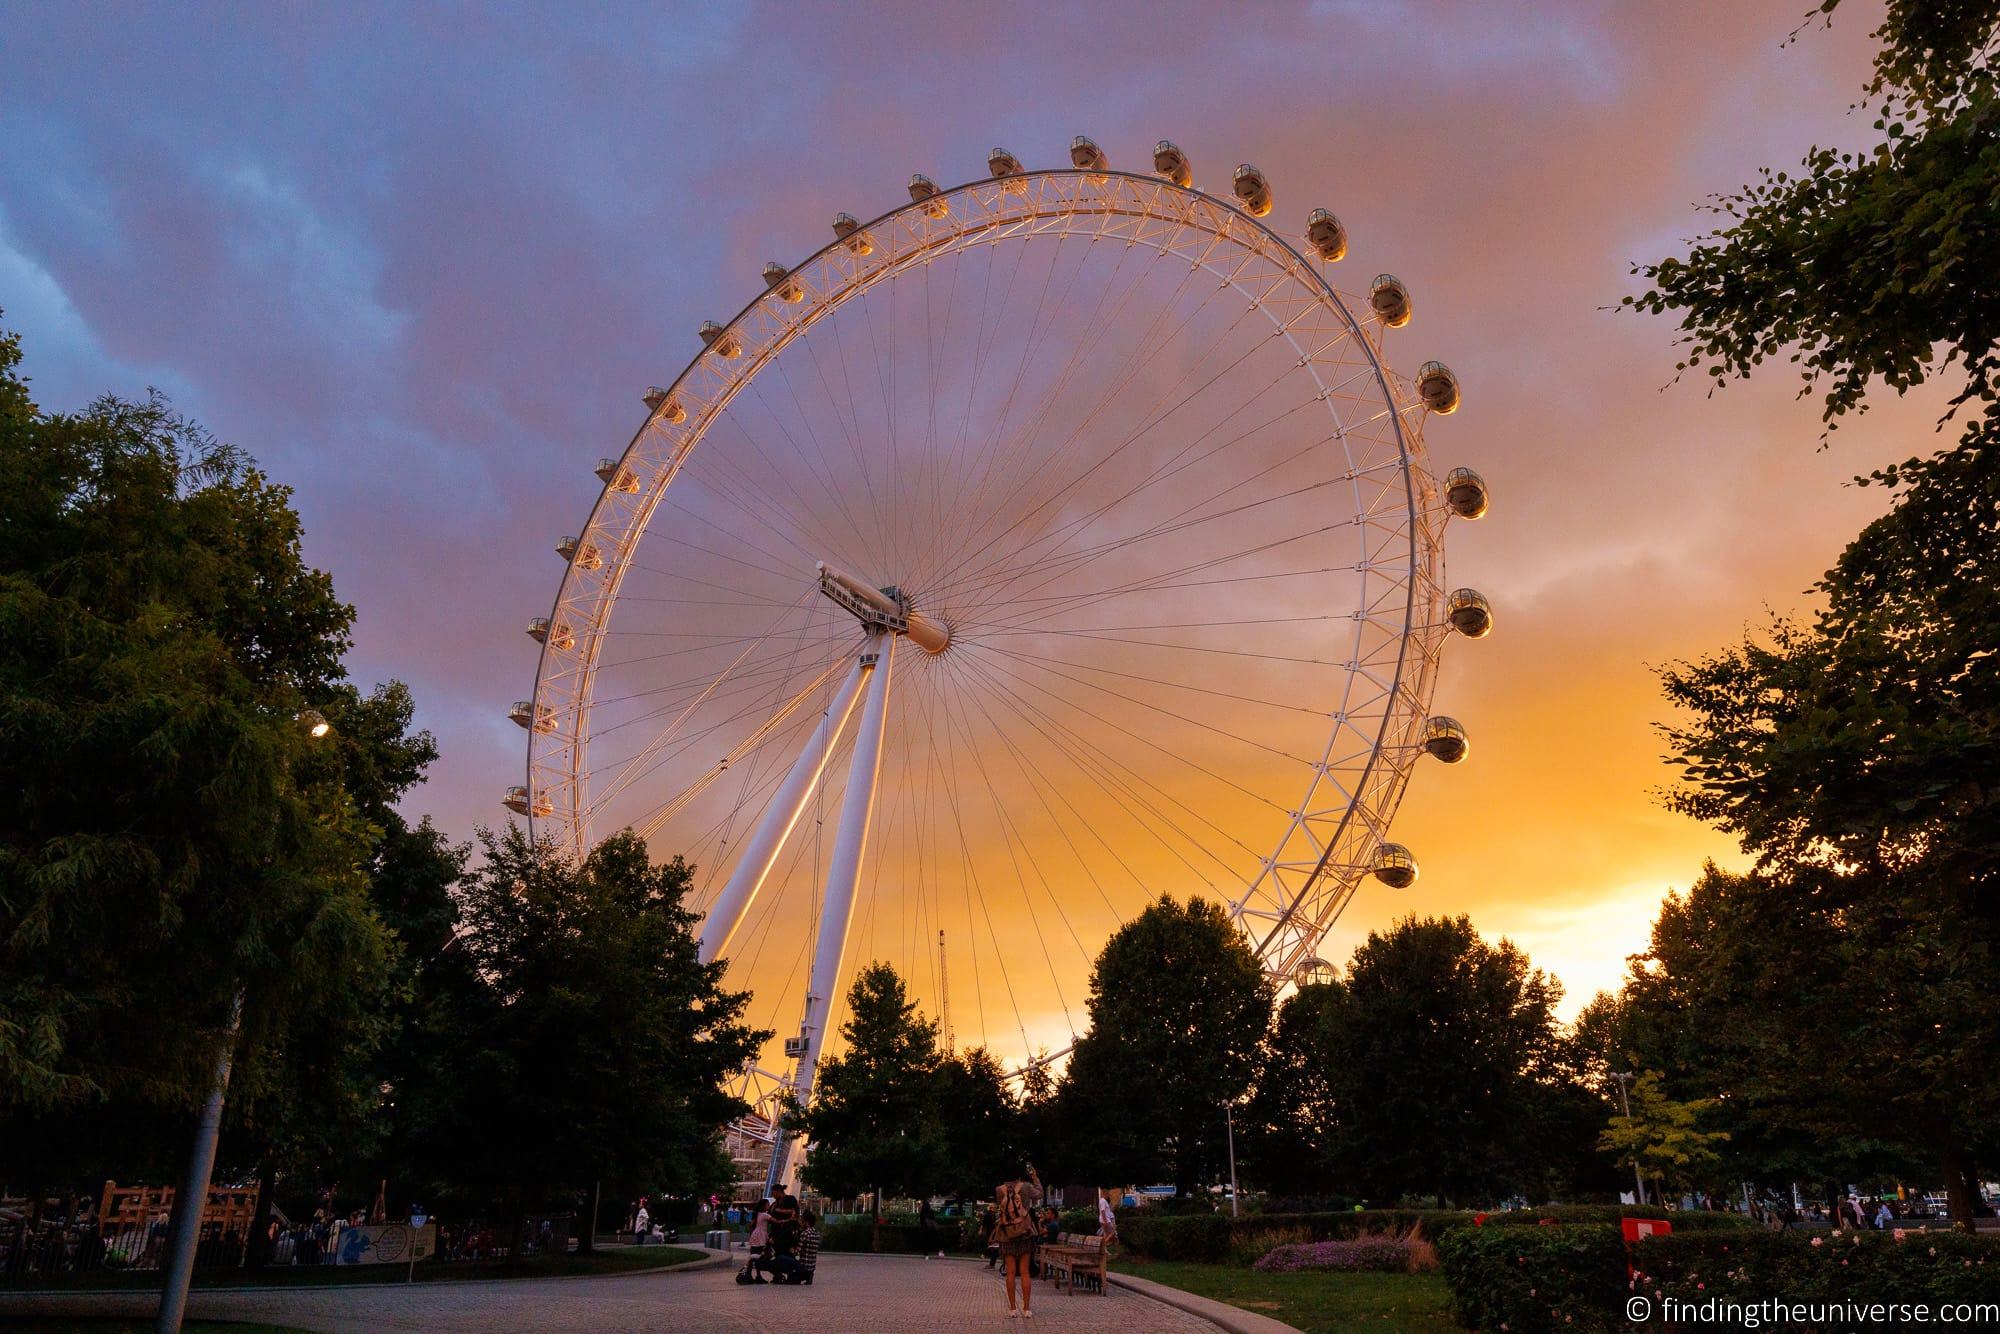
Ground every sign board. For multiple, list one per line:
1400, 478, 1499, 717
333, 1222, 437, 1265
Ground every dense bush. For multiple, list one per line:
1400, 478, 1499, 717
1113, 1211, 1233, 1262
1636, 1230, 2000, 1311
1485, 1205, 1755, 1233
1253, 1235, 1412, 1274
1437, 1224, 1630, 1332
1253, 1195, 1361, 1215
817, 1218, 980, 1254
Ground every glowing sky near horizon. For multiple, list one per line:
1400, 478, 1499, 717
0, 2, 1953, 1052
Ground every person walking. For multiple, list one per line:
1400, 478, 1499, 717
1097, 1189, 1118, 1248
993, 1166, 1043, 1319
632, 1200, 650, 1248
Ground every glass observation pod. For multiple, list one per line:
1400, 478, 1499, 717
1070, 135, 1109, 175
642, 387, 687, 423
503, 785, 553, 818
1422, 715, 1469, 764
907, 174, 949, 218
1369, 274, 1413, 328
1232, 163, 1273, 217
987, 147, 1028, 193
1447, 588, 1493, 639
831, 212, 874, 256
698, 320, 742, 358
508, 700, 557, 734
1371, 843, 1419, 889
1416, 361, 1462, 415
1444, 467, 1489, 520
526, 617, 574, 651
761, 262, 803, 302
595, 458, 639, 492
1306, 208, 1348, 262
556, 535, 602, 570
1152, 140, 1192, 187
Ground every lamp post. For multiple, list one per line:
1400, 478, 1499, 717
156, 709, 330, 1334
1610, 1071, 1647, 1208
1225, 1101, 1240, 1219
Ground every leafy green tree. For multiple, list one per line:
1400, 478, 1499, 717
1239, 981, 1345, 1198
1597, 1071, 1730, 1202
1609, 863, 1994, 1223
1300, 916, 1577, 1207
421, 827, 767, 1217
787, 962, 945, 1246
0, 320, 387, 1141
932, 1046, 1024, 1201
1627, 1, 1999, 465
1058, 895, 1273, 1196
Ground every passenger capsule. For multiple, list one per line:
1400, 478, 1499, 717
1293, 956, 1337, 986
698, 321, 742, 357
556, 535, 602, 571
1416, 361, 1461, 415
908, 173, 949, 218
502, 785, 553, 818
1444, 467, 1489, 520
1070, 135, 1109, 174
527, 617, 574, 651
762, 262, 803, 302
987, 147, 1025, 179
595, 457, 639, 492
1306, 208, 1347, 262
1369, 274, 1412, 328
1232, 163, 1273, 217
1447, 588, 1493, 639
1422, 716, 1469, 764
644, 388, 687, 423
1371, 843, 1418, 890
508, 700, 557, 734
1153, 140, 1192, 187
831, 212, 875, 256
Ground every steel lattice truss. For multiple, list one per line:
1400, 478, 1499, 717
525, 168, 1454, 992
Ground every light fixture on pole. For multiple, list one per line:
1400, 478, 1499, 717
1610, 1071, 1646, 1207
157, 709, 332, 1334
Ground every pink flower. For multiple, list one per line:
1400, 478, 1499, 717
1811, 1237, 1825, 1248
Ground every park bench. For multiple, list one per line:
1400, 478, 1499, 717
1041, 1231, 1110, 1295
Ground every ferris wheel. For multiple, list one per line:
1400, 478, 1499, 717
509, 137, 1491, 1191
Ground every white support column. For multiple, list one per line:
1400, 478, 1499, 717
767, 631, 895, 1193
698, 654, 869, 966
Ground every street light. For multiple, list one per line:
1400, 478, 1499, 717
156, 709, 332, 1334
1610, 1071, 1647, 1208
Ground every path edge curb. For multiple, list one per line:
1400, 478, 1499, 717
1106, 1270, 1301, 1333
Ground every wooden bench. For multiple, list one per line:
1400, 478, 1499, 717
1041, 1231, 1110, 1295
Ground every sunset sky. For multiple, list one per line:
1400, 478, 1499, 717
1, 2, 1952, 1048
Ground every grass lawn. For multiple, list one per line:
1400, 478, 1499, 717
1117, 1258, 1458, 1333
4, 1323, 308, 1333
3, 1244, 704, 1293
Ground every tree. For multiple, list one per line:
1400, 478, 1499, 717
1627, 2, 1999, 465
932, 1046, 1024, 1201
1597, 1071, 1730, 1203
787, 962, 944, 1247
1608, 863, 1996, 1223
1292, 916, 1578, 1207
0, 319, 388, 1137
1058, 895, 1273, 1196
1239, 981, 1345, 1198
419, 827, 767, 1218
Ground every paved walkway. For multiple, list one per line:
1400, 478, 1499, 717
1, 1251, 1220, 1332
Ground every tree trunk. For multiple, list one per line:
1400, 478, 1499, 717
1942, 1135, 1977, 1234
575, 1182, 598, 1254
871, 1187, 882, 1253
245, 1169, 275, 1270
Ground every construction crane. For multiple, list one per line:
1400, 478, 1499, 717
938, 929, 953, 1053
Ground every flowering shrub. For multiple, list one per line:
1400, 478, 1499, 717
1253, 1234, 1412, 1274
1437, 1224, 1630, 1332
1636, 1229, 2000, 1309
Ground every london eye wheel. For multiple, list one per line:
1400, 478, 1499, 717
510, 137, 1492, 1192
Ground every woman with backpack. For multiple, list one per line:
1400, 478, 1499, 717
991, 1165, 1043, 1318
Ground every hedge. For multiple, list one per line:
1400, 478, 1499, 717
1113, 1211, 1234, 1262
1437, 1224, 1631, 1332
1484, 1205, 1757, 1233
817, 1218, 982, 1254
1635, 1229, 2000, 1311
